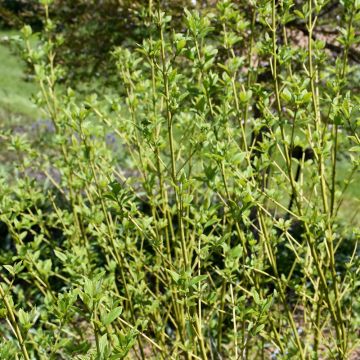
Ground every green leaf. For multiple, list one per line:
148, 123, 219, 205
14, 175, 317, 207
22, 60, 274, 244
281, 87, 292, 102
239, 90, 252, 103
101, 307, 123, 326
255, 323, 265, 334
252, 289, 261, 305
300, 91, 312, 103
190, 274, 208, 287
21, 25, 32, 38
13, 262, 24, 274
229, 245, 243, 259
3, 265, 14, 276
349, 146, 360, 152
294, 10, 305, 19
98, 334, 108, 357
54, 250, 67, 262
166, 269, 181, 283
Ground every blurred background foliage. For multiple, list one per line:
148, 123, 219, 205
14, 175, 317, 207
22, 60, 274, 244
1, 1, 360, 87
0, 0, 213, 83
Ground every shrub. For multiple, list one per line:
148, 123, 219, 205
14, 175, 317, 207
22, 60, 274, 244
0, 0, 359, 359
0, 0, 43, 29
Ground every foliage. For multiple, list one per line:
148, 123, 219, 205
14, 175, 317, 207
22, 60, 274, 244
1, 0, 205, 84
0, 0, 360, 359
0, 0, 43, 29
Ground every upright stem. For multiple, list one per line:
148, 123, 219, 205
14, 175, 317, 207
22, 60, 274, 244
272, 0, 282, 116
0, 283, 30, 360
158, 14, 189, 356
308, 1, 346, 355
159, 19, 189, 270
